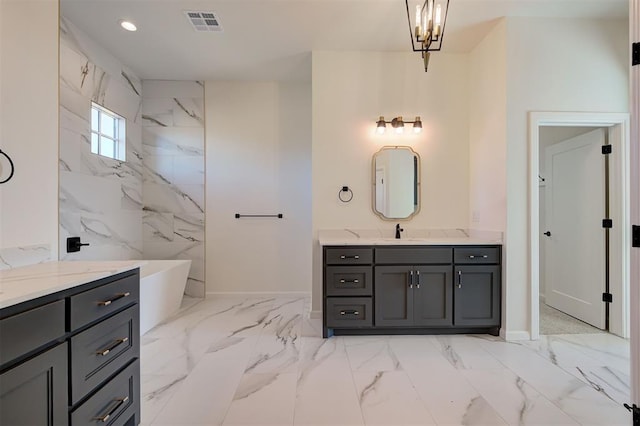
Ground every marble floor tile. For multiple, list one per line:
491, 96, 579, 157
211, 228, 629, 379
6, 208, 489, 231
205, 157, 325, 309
151, 352, 247, 425
222, 372, 297, 425
344, 336, 402, 372
141, 374, 188, 424
353, 370, 436, 425
461, 368, 579, 425
143, 296, 633, 426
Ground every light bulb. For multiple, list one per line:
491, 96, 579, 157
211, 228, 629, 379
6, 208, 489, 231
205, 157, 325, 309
376, 116, 386, 134
435, 4, 442, 25
395, 125, 404, 134
415, 5, 421, 32
119, 20, 137, 31
413, 117, 422, 133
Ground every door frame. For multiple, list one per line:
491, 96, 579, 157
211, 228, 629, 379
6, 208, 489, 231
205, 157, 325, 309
529, 111, 631, 340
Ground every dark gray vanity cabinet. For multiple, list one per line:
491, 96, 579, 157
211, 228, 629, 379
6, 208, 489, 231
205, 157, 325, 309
323, 245, 501, 337
324, 248, 374, 331
0, 343, 68, 426
374, 265, 452, 327
0, 269, 141, 426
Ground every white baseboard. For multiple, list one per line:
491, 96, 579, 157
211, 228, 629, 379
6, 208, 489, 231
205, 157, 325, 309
206, 291, 311, 298
500, 329, 531, 341
309, 310, 322, 319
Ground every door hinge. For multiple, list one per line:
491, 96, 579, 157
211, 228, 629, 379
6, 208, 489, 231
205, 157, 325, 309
633, 225, 640, 248
601, 144, 612, 155
602, 219, 613, 229
633, 42, 640, 66
602, 292, 613, 303
624, 403, 639, 426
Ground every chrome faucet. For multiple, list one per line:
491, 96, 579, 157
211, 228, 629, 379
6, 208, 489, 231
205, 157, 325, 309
395, 224, 404, 239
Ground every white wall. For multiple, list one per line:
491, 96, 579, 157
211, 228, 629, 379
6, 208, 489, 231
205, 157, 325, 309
312, 51, 470, 313
0, 0, 59, 262
205, 81, 312, 294
505, 17, 628, 337
468, 20, 507, 233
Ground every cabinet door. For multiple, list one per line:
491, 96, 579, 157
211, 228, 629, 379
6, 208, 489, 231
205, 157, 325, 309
413, 266, 453, 326
454, 265, 500, 327
374, 266, 413, 326
0, 343, 68, 426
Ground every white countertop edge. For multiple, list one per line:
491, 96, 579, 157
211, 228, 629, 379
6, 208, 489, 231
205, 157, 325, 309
317, 228, 503, 246
0, 261, 146, 310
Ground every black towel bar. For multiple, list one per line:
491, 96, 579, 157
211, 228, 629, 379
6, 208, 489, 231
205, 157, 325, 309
235, 213, 283, 219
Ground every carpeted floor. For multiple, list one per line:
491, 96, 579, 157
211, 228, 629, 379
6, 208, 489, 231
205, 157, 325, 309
539, 302, 605, 335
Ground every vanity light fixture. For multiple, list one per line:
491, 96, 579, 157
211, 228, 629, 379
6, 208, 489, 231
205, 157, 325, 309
405, 0, 449, 71
376, 116, 422, 134
119, 20, 137, 32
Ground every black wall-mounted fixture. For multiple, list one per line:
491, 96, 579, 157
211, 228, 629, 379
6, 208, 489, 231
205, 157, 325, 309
0, 149, 15, 184
376, 116, 422, 135
338, 186, 353, 203
67, 237, 90, 253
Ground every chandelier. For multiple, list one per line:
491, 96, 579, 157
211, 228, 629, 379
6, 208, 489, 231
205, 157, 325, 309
405, 0, 449, 72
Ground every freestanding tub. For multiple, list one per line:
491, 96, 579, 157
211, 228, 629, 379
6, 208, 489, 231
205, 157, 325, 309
139, 259, 192, 335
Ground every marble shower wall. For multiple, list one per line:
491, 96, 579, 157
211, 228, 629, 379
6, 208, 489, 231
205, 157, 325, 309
141, 81, 205, 298
58, 17, 143, 261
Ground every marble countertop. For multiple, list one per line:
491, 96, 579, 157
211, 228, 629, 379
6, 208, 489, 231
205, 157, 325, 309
318, 228, 503, 246
0, 261, 145, 310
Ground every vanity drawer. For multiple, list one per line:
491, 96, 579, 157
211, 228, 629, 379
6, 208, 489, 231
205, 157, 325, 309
325, 248, 373, 265
454, 246, 500, 264
326, 297, 372, 328
375, 247, 452, 265
71, 359, 139, 426
69, 272, 139, 330
325, 266, 372, 296
70, 305, 139, 404
0, 300, 65, 366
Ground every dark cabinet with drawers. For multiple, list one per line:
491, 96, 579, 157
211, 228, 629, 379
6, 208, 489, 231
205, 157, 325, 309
323, 245, 501, 337
0, 269, 141, 426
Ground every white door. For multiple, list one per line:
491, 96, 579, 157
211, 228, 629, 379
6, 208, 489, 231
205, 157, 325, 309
544, 128, 606, 329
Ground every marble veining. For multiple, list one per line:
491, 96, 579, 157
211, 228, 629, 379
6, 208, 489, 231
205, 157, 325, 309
0, 244, 51, 271
0, 261, 143, 308
59, 15, 143, 263
140, 296, 631, 426
142, 81, 205, 297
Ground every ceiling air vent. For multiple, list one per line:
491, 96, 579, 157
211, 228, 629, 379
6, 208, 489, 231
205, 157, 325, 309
184, 11, 223, 32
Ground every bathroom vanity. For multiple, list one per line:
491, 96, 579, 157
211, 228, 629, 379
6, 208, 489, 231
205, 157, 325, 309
0, 261, 143, 426
321, 230, 502, 338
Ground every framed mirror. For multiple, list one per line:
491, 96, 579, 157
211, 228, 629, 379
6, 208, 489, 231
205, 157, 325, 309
372, 146, 420, 220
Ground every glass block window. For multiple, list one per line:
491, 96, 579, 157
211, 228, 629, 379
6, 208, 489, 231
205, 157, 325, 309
91, 102, 126, 161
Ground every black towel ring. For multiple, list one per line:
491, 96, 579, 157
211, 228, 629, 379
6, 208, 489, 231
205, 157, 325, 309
0, 149, 15, 184
338, 186, 353, 203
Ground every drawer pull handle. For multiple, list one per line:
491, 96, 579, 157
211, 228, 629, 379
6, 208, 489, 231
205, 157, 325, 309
93, 396, 129, 423
339, 279, 359, 284
97, 292, 131, 306
96, 337, 129, 356
93, 396, 129, 422
340, 310, 360, 315
340, 255, 360, 260
468, 255, 489, 259
458, 270, 462, 289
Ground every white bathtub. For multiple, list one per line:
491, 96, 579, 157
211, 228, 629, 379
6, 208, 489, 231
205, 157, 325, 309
139, 259, 192, 335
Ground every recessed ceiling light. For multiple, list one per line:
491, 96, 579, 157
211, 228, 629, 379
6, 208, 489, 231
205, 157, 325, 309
119, 20, 137, 32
